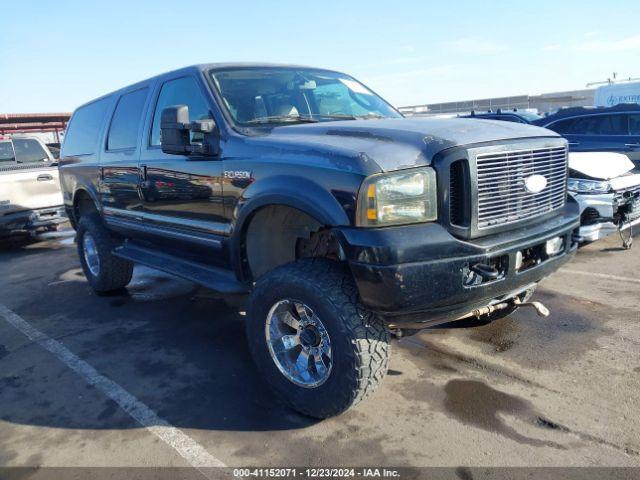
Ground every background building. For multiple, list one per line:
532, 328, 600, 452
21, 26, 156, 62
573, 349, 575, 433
399, 89, 595, 116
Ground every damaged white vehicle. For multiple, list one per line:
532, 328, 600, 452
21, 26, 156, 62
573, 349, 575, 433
0, 136, 66, 237
569, 152, 640, 249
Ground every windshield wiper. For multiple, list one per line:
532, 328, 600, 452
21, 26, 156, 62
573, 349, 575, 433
246, 115, 319, 125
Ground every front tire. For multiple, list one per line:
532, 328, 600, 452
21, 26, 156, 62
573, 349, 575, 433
247, 258, 390, 418
76, 215, 133, 293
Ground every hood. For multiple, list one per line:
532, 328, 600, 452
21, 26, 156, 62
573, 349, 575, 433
569, 152, 635, 180
258, 117, 559, 172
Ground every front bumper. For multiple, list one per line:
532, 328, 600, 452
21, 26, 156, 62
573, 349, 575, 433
572, 192, 640, 242
0, 205, 67, 235
335, 201, 580, 327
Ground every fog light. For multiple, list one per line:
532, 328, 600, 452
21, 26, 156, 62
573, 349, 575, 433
545, 236, 564, 257
515, 251, 523, 271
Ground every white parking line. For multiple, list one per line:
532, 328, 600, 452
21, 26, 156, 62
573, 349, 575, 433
0, 303, 226, 470
560, 269, 640, 285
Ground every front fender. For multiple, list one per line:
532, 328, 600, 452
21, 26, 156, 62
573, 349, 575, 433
229, 175, 352, 280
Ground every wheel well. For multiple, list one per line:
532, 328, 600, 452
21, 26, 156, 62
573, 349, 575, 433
243, 205, 343, 281
73, 190, 98, 222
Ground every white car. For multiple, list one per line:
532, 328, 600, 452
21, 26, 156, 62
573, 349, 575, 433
568, 152, 640, 248
0, 135, 66, 237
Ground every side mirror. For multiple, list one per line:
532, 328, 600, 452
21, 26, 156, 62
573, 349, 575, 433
160, 105, 217, 156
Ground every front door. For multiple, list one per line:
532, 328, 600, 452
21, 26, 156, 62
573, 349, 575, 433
138, 75, 226, 261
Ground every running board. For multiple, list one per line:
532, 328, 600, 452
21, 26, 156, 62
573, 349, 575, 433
114, 242, 249, 294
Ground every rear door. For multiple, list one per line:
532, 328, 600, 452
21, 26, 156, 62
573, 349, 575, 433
99, 86, 151, 234
0, 138, 62, 215
138, 75, 226, 257
626, 113, 640, 164
549, 114, 629, 154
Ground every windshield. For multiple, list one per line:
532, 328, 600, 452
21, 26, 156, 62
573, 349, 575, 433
209, 67, 402, 126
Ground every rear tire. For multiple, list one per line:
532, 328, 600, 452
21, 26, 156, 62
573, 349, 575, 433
76, 214, 133, 293
246, 258, 390, 418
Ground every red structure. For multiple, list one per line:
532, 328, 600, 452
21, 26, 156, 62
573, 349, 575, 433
0, 113, 71, 142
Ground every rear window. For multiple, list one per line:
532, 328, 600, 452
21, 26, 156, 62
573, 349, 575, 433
13, 138, 49, 163
107, 88, 149, 150
62, 97, 111, 156
0, 142, 14, 163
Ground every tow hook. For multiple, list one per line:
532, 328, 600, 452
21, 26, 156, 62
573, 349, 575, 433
618, 223, 633, 250
513, 297, 550, 317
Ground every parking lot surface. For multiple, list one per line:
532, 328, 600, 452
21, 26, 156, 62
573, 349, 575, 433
0, 229, 639, 470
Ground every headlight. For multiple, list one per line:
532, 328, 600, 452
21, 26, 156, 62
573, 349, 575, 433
356, 167, 437, 226
567, 178, 611, 194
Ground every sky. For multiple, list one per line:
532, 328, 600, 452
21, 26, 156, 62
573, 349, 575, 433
1, 0, 640, 113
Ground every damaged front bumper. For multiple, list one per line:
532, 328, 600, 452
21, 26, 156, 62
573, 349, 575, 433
0, 205, 67, 236
572, 190, 640, 243
335, 201, 580, 328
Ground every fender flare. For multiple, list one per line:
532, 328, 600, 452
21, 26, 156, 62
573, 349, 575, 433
230, 175, 351, 280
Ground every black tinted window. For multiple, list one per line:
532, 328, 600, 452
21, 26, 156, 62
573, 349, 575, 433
547, 118, 576, 134
107, 88, 149, 150
13, 139, 49, 163
63, 98, 111, 156
629, 114, 640, 135
0, 142, 14, 163
570, 114, 626, 135
150, 77, 211, 146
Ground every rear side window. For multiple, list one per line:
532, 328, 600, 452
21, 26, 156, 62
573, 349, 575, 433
62, 97, 111, 156
629, 114, 640, 135
150, 77, 211, 146
13, 139, 49, 163
107, 88, 149, 150
0, 142, 14, 163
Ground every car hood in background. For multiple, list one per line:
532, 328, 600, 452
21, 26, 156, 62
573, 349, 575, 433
261, 117, 560, 172
569, 152, 636, 180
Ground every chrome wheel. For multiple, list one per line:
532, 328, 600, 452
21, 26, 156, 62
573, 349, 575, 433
82, 232, 100, 277
265, 299, 332, 388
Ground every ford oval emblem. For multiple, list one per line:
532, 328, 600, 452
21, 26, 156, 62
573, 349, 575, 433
524, 174, 547, 194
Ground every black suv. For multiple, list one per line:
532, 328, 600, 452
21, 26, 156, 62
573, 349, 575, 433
532, 104, 640, 167
59, 64, 580, 417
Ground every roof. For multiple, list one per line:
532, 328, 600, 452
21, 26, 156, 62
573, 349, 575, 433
71, 63, 344, 112
534, 103, 640, 125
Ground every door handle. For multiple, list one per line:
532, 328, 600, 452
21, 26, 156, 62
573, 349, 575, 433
37, 174, 53, 182
139, 164, 147, 181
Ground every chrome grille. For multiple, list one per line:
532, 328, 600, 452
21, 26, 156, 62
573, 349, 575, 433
476, 146, 568, 229
614, 184, 640, 204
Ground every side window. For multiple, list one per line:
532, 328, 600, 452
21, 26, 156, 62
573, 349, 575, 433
62, 97, 111, 156
0, 142, 15, 164
571, 114, 626, 135
12, 139, 49, 163
629, 114, 640, 135
150, 77, 211, 146
546, 118, 576, 134
107, 88, 149, 150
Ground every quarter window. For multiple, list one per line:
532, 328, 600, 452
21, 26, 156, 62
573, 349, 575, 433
150, 77, 211, 146
107, 88, 149, 150
12, 139, 49, 163
62, 97, 111, 156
